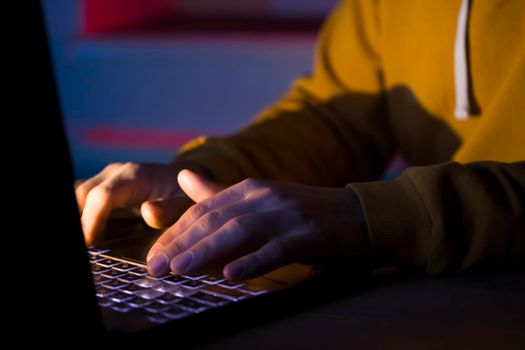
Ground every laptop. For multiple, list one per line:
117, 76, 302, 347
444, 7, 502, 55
25, 1, 358, 345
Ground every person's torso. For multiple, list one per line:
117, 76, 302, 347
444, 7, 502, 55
379, 0, 525, 164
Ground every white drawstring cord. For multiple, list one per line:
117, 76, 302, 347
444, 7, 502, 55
454, 0, 471, 120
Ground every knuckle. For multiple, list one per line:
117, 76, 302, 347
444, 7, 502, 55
170, 239, 185, 255
266, 187, 281, 200
88, 184, 113, 202
103, 162, 123, 172
242, 177, 263, 190
265, 240, 284, 256
227, 217, 248, 234
75, 183, 90, 199
260, 187, 288, 206
199, 210, 222, 230
121, 161, 141, 175
187, 203, 207, 221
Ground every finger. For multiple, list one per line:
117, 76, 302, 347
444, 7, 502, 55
223, 240, 289, 280
147, 180, 247, 260
146, 181, 268, 262
75, 163, 127, 213
75, 173, 107, 213
156, 198, 269, 274
178, 169, 224, 203
164, 193, 264, 251
170, 216, 252, 275
81, 176, 146, 245
81, 163, 184, 244
149, 212, 261, 276
140, 194, 193, 229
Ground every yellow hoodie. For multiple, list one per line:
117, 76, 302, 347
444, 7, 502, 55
176, 0, 525, 274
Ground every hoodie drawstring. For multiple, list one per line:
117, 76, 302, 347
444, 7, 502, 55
454, 0, 472, 120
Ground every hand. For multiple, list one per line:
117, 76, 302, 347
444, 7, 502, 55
147, 170, 370, 280
76, 162, 213, 245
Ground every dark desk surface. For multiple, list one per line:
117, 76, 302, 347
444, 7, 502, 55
195, 271, 524, 350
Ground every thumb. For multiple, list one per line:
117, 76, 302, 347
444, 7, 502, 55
177, 169, 224, 203
141, 194, 194, 229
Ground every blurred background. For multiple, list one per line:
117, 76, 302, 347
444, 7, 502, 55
43, 0, 339, 179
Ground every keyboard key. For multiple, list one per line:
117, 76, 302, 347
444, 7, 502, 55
219, 280, 245, 289
117, 274, 142, 283
145, 274, 175, 281
126, 296, 153, 308
147, 314, 170, 324
92, 274, 111, 285
202, 275, 225, 284
129, 266, 148, 276
109, 291, 133, 303
183, 280, 205, 289
111, 303, 132, 313
101, 269, 127, 279
91, 265, 111, 274
163, 275, 188, 285
183, 272, 207, 280
135, 289, 164, 300
134, 278, 161, 288
144, 302, 170, 313
102, 279, 130, 290
157, 293, 181, 305
170, 286, 198, 298
176, 299, 209, 313
89, 254, 104, 263
202, 285, 248, 301
239, 284, 269, 296
154, 282, 180, 294
163, 306, 189, 320
97, 258, 120, 267
191, 292, 230, 306
113, 263, 139, 272
98, 298, 113, 308
120, 284, 145, 294
95, 286, 117, 298
88, 248, 110, 255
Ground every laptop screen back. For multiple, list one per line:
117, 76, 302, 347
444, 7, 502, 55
25, 0, 105, 343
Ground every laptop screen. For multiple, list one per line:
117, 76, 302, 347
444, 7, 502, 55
25, 0, 105, 343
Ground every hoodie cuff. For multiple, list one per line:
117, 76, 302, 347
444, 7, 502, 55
349, 175, 433, 268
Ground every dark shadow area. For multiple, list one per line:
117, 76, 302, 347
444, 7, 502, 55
465, 0, 482, 116
220, 85, 462, 186
385, 86, 462, 166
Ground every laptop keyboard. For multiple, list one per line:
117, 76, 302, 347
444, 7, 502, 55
89, 248, 268, 324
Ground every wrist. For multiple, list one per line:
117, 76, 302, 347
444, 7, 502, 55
344, 186, 371, 258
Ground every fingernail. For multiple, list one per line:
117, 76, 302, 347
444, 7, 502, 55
227, 263, 246, 280
148, 252, 169, 275
178, 170, 194, 191
170, 251, 194, 274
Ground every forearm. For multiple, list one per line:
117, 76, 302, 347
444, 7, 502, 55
350, 161, 525, 274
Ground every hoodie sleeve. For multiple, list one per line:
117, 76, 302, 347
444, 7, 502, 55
175, 0, 395, 187
350, 161, 525, 274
